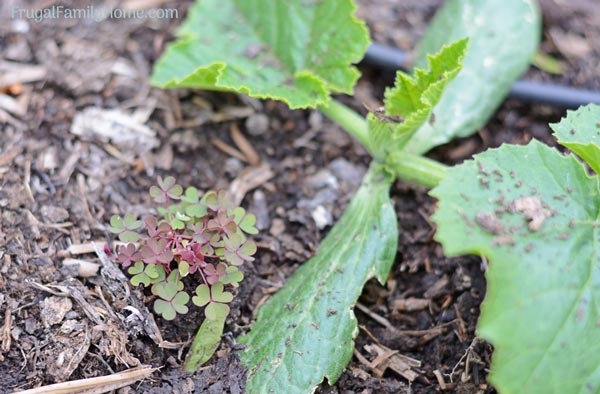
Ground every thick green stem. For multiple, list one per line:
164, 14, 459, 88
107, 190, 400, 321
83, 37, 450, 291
319, 99, 448, 188
317, 100, 370, 151
386, 152, 448, 188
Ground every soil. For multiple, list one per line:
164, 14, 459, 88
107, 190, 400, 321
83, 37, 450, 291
0, 0, 598, 393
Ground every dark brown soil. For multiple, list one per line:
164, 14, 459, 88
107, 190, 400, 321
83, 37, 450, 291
0, 0, 598, 393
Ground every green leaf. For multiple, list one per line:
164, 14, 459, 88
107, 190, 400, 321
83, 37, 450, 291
178, 260, 190, 277
552, 104, 600, 175
239, 163, 398, 393
385, 39, 467, 118
405, 0, 541, 153
221, 266, 244, 287
368, 39, 467, 160
109, 215, 124, 232
154, 299, 178, 320
205, 302, 230, 321
129, 262, 151, 287
152, 271, 183, 300
172, 292, 190, 315
123, 213, 142, 230
181, 187, 200, 203
145, 264, 161, 279
150, 0, 370, 109
211, 283, 233, 303
192, 284, 211, 307
230, 207, 259, 235
431, 139, 600, 393
118, 230, 140, 243
170, 217, 185, 230
184, 309, 227, 371
186, 203, 208, 218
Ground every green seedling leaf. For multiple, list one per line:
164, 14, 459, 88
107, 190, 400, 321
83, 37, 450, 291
152, 271, 184, 299
109, 215, 123, 232
221, 266, 244, 287
110, 214, 142, 242
170, 218, 185, 230
552, 104, 600, 175
181, 186, 200, 204
192, 284, 211, 307
150, 0, 370, 109
154, 292, 190, 321
145, 263, 162, 280
368, 39, 467, 160
230, 207, 259, 235
431, 108, 600, 393
406, 0, 541, 153
152, 271, 189, 320
184, 308, 227, 371
239, 163, 397, 393
186, 203, 208, 218
224, 234, 256, 266
123, 213, 142, 230
128, 262, 151, 287
119, 230, 140, 243
178, 260, 190, 277
153, 299, 177, 320
205, 302, 230, 321
210, 283, 233, 304
172, 292, 190, 313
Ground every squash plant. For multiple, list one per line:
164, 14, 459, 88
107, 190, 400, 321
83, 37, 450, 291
148, 0, 552, 392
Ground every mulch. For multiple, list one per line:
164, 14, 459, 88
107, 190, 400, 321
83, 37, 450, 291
0, 0, 598, 393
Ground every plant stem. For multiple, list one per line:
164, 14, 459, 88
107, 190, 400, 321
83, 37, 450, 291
317, 100, 370, 151
386, 152, 448, 188
318, 99, 448, 188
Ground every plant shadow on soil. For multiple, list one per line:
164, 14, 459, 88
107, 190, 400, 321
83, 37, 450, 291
0, 0, 599, 393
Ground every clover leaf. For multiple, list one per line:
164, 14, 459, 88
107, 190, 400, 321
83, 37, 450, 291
220, 266, 244, 288
192, 284, 211, 307
150, 175, 183, 204
109, 213, 142, 242
224, 234, 256, 266
229, 207, 258, 235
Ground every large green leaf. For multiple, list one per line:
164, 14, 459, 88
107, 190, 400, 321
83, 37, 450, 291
406, 0, 541, 153
150, 0, 369, 109
368, 39, 467, 161
431, 120, 600, 391
239, 163, 397, 393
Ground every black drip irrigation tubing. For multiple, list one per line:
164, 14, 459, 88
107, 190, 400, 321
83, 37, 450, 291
363, 42, 600, 109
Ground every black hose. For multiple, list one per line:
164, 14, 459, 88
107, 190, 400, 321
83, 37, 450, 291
363, 42, 600, 108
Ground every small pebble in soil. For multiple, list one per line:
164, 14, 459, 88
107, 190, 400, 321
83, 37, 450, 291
245, 113, 269, 136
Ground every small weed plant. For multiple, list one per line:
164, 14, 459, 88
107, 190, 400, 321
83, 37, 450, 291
110, 176, 257, 368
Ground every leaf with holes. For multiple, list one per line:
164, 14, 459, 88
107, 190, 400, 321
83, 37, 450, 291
150, 0, 369, 109
431, 104, 600, 394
